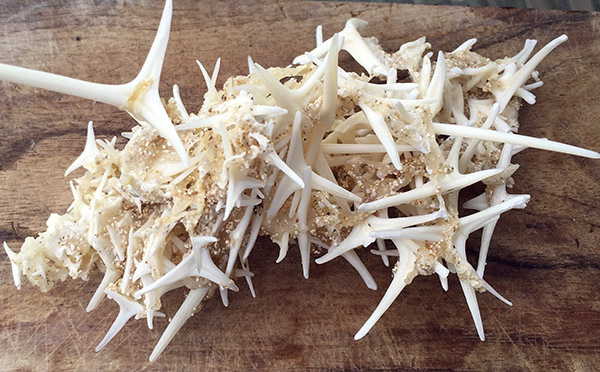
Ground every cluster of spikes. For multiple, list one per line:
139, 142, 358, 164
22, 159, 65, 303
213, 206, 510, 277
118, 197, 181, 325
2, 0, 598, 362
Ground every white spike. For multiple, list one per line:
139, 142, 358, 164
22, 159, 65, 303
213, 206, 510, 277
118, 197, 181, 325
434, 261, 449, 278
297, 166, 313, 278
513, 39, 537, 65
369, 225, 445, 240
275, 232, 290, 263
149, 287, 210, 362
311, 171, 361, 202
267, 112, 306, 218
224, 173, 263, 220
134, 245, 237, 299
211, 58, 221, 86
459, 280, 485, 341
65, 121, 99, 176
219, 286, 229, 307
191, 235, 218, 272
483, 280, 512, 306
316, 25, 323, 46
242, 212, 263, 262
477, 218, 499, 277
358, 101, 401, 170
298, 233, 311, 279
87, 240, 119, 312
419, 54, 431, 97
237, 261, 257, 298
318, 34, 340, 127
515, 87, 536, 104
439, 275, 449, 292
252, 105, 288, 119
369, 249, 398, 257
355, 242, 416, 340
452, 38, 477, 53
463, 192, 488, 211
315, 223, 372, 264
0, 0, 188, 164
359, 169, 502, 212
196, 60, 217, 95
386, 67, 397, 85
342, 251, 377, 290
425, 51, 446, 117
95, 290, 143, 352
265, 152, 304, 187
295, 19, 390, 76
368, 209, 447, 231
247, 56, 256, 74
175, 113, 224, 131
3, 242, 21, 290
459, 195, 530, 234
495, 35, 567, 112
225, 206, 254, 277
524, 81, 543, 91
317, 210, 444, 264
253, 64, 302, 113
172, 84, 189, 120
132, 260, 151, 282
106, 225, 125, 262
376, 239, 389, 267
459, 103, 501, 173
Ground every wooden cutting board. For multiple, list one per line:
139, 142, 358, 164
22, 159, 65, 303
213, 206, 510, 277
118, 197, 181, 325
1, 1, 599, 371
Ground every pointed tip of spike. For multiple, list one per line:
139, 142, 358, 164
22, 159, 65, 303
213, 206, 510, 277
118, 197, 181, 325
220, 287, 229, 307
65, 121, 99, 176
3, 241, 21, 290
354, 322, 371, 340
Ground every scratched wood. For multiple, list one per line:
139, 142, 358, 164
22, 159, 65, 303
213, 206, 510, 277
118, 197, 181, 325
0, 1, 599, 371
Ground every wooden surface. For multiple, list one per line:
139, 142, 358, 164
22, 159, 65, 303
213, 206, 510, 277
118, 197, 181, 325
1, 1, 599, 371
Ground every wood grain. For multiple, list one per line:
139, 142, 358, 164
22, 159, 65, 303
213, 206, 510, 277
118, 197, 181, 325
1, 1, 599, 371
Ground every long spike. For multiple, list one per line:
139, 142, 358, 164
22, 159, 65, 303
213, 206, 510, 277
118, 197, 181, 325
266, 152, 304, 187
95, 290, 143, 352
149, 287, 210, 362
433, 123, 600, 159
355, 243, 416, 340
483, 280, 513, 306
342, 251, 377, 290
196, 60, 217, 95
358, 101, 402, 170
359, 169, 502, 212
311, 171, 361, 202
459, 280, 485, 341
297, 166, 313, 278
242, 213, 263, 262
495, 35, 567, 111
0, 0, 189, 164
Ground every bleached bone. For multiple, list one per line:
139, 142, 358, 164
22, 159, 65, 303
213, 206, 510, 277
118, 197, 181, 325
355, 239, 417, 340
65, 121, 100, 176
149, 287, 211, 362
359, 169, 502, 212
0, 0, 189, 164
95, 290, 144, 352
433, 123, 600, 159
